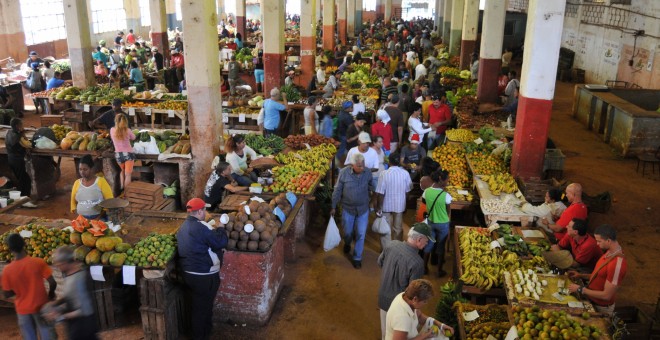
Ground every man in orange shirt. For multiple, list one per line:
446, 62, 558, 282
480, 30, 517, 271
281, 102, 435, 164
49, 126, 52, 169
2, 233, 57, 339
544, 183, 588, 241
552, 218, 602, 270
568, 225, 627, 316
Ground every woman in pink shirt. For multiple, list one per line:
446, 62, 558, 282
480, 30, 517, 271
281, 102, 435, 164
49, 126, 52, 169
110, 114, 135, 189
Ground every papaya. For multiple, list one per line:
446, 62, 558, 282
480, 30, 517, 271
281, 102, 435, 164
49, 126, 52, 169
181, 143, 191, 154
71, 136, 84, 150
101, 251, 115, 265
91, 133, 98, 142
173, 143, 183, 154
96, 236, 120, 252
70, 232, 82, 245
66, 131, 80, 139
114, 243, 132, 253
86, 141, 97, 151
81, 231, 98, 248
79, 137, 89, 151
60, 137, 73, 150
74, 245, 91, 262
85, 249, 101, 265
109, 253, 127, 267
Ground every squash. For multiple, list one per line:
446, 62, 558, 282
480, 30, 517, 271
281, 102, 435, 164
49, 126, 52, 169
79, 137, 89, 151
60, 137, 73, 150
71, 136, 84, 150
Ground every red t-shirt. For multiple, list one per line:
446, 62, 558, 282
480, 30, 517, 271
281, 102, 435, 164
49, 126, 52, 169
554, 202, 588, 240
428, 104, 451, 135
558, 233, 603, 269
126, 33, 136, 45
1, 256, 52, 314
587, 252, 627, 306
371, 122, 393, 151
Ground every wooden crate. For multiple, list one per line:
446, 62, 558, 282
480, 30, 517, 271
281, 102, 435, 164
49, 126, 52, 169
91, 268, 117, 330
517, 177, 554, 205
140, 286, 188, 340
62, 108, 92, 123
40, 114, 63, 127
124, 181, 165, 212
219, 193, 252, 211
139, 277, 177, 309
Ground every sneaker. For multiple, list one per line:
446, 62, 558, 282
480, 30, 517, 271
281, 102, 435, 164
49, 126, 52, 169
352, 260, 362, 269
22, 202, 38, 208
343, 243, 351, 254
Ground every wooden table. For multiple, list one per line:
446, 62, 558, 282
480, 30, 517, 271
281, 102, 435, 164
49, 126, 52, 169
472, 174, 532, 227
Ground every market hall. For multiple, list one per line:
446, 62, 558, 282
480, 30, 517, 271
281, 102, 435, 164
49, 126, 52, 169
0, 0, 659, 338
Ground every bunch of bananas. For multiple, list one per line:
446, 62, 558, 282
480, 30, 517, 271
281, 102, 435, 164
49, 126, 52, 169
50, 124, 71, 141
446, 128, 476, 142
481, 173, 518, 195
274, 144, 336, 173
521, 255, 550, 271
445, 186, 473, 202
458, 228, 521, 290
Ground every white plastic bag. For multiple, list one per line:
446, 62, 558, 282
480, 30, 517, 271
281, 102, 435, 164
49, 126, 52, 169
34, 136, 57, 150
323, 216, 341, 252
133, 136, 160, 155
420, 317, 449, 340
371, 216, 390, 235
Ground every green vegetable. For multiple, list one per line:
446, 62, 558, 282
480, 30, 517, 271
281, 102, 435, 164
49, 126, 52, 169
280, 85, 301, 102
244, 133, 285, 155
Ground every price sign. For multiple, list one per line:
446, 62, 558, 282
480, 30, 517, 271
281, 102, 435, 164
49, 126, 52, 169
181, 90, 188, 96
168, 110, 175, 118
222, 113, 228, 123
123, 90, 131, 95
222, 101, 228, 106
474, 137, 483, 145
48, 97, 54, 104
128, 108, 136, 116
286, 192, 298, 206
239, 113, 246, 123
156, 93, 164, 99
83, 104, 90, 112
315, 105, 322, 111
122, 266, 136, 285
144, 108, 152, 116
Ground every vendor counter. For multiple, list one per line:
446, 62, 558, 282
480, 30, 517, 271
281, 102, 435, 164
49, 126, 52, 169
1, 82, 25, 116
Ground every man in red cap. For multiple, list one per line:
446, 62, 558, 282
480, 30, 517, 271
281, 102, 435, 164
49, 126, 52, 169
176, 198, 228, 340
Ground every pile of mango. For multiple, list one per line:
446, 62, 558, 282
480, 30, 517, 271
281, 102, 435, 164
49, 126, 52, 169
154, 100, 188, 111
124, 233, 176, 269
0, 224, 71, 264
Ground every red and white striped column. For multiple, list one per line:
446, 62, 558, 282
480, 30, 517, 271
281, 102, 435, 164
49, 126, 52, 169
180, 0, 222, 197
236, 0, 246, 40
300, 0, 317, 87
63, 0, 95, 88
262, 0, 285, 96
511, 0, 567, 179
322, 0, 335, 51
477, 0, 506, 103
459, 0, 479, 69
337, 0, 347, 45
150, 0, 170, 61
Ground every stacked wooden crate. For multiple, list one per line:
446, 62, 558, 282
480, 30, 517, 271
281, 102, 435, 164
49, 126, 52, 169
139, 277, 189, 340
124, 181, 175, 212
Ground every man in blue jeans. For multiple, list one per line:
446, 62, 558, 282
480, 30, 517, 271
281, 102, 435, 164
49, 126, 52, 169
261, 87, 289, 136
331, 153, 373, 269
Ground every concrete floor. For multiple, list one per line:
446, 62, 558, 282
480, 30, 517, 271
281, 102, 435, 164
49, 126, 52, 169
0, 80, 658, 339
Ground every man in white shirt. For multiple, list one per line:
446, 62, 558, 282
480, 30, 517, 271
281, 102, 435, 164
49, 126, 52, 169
316, 62, 326, 84
376, 152, 412, 244
351, 94, 366, 117
414, 60, 430, 81
345, 132, 379, 172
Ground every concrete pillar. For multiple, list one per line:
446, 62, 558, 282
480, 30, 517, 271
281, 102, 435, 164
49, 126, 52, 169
124, 0, 142, 31
449, 0, 463, 56
459, 0, 479, 69
262, 0, 285, 96
217, 0, 225, 17
0, 0, 27, 63
477, 0, 506, 103
236, 0, 246, 40
511, 0, 566, 179
323, 0, 335, 51
435, 0, 444, 33
300, 0, 317, 87
347, 0, 355, 39
165, 0, 177, 29
150, 0, 170, 60
442, 0, 452, 44
337, 0, 347, 45
376, 0, 384, 18
355, 0, 363, 33
384, 0, 392, 23
316, 0, 322, 22
63, 0, 96, 88
180, 0, 222, 197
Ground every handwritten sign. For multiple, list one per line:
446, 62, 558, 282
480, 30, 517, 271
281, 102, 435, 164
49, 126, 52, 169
239, 113, 246, 123
156, 93, 164, 99
168, 110, 175, 118
144, 108, 152, 116
122, 266, 136, 285
90, 266, 105, 281
128, 108, 136, 116
83, 104, 90, 112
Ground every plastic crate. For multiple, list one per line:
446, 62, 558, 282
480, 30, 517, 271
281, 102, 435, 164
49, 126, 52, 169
544, 149, 565, 171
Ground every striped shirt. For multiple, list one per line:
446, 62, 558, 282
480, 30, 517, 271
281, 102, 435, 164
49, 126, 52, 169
377, 240, 424, 311
587, 250, 627, 306
332, 166, 373, 216
376, 166, 412, 213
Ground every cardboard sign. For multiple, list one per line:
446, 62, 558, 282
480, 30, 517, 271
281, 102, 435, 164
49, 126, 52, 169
128, 108, 136, 116
168, 110, 175, 118
144, 108, 152, 116
83, 104, 90, 112
122, 266, 136, 285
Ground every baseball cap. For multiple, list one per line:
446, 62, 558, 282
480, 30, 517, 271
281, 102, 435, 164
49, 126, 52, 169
29, 51, 38, 56
411, 223, 435, 242
358, 131, 371, 143
342, 101, 353, 110
410, 134, 421, 144
186, 198, 210, 212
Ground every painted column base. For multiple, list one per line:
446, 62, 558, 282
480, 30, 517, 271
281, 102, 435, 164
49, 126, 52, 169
460, 39, 476, 70
338, 19, 347, 45
264, 53, 285, 96
236, 16, 246, 40
476, 58, 501, 103
511, 96, 553, 179
300, 36, 315, 87
449, 29, 462, 56
442, 22, 451, 44
323, 25, 335, 51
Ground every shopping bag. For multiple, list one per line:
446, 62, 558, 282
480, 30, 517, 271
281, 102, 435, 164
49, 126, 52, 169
371, 216, 390, 235
420, 317, 449, 340
323, 216, 341, 252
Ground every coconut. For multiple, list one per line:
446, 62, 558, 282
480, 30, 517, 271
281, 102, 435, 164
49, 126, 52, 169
230, 231, 240, 240
249, 212, 262, 222
258, 241, 270, 251
225, 221, 234, 232
227, 239, 237, 249
249, 230, 260, 241
260, 230, 273, 243
248, 200, 260, 213
239, 230, 249, 241
247, 241, 259, 251
237, 240, 248, 250
228, 212, 237, 222
254, 220, 267, 232
234, 221, 244, 232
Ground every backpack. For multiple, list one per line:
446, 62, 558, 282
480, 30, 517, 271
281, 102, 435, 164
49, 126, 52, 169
26, 71, 43, 91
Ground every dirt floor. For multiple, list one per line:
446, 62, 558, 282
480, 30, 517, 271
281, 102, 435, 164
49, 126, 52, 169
0, 80, 658, 339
